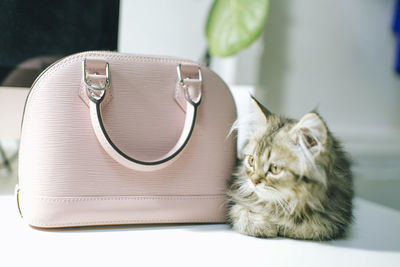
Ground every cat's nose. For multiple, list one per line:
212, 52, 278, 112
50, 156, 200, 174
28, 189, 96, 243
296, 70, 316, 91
250, 175, 262, 186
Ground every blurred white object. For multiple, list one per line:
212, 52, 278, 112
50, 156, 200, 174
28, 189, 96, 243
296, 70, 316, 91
229, 85, 255, 154
118, 0, 263, 85
0, 87, 29, 139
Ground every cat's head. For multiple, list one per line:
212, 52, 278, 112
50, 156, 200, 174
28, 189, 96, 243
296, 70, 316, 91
236, 96, 334, 203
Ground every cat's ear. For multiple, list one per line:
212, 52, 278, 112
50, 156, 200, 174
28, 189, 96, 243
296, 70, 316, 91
291, 112, 328, 153
250, 95, 272, 125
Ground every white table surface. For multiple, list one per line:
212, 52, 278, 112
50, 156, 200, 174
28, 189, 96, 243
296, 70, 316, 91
1, 194, 399, 267
1, 86, 399, 266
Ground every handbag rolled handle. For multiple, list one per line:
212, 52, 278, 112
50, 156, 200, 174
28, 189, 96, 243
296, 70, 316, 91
83, 59, 202, 172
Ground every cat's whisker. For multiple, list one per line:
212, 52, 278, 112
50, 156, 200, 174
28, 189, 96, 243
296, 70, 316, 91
260, 186, 293, 215
278, 199, 291, 215
227, 97, 353, 240
288, 200, 298, 215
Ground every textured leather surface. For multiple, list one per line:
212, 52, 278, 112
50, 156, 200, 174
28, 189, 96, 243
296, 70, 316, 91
87, 60, 202, 171
20, 195, 227, 228
18, 51, 237, 228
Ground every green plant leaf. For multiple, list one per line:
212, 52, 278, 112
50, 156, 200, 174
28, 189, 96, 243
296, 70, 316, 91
206, 0, 269, 57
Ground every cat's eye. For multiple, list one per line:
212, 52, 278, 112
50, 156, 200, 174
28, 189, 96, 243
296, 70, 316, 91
247, 155, 255, 167
270, 163, 282, 175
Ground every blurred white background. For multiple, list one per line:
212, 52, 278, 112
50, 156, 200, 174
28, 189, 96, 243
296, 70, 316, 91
1, 2, 400, 266
1, 0, 399, 211
118, 0, 400, 210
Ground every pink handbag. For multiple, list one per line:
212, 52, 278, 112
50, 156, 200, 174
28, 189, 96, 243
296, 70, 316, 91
16, 51, 237, 228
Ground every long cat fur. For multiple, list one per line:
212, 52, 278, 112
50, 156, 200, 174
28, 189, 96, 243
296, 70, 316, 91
227, 96, 353, 240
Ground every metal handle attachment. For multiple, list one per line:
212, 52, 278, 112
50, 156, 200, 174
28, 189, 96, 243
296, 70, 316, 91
83, 59, 202, 171
82, 59, 110, 103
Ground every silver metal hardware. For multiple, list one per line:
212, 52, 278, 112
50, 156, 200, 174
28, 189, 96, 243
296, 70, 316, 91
176, 64, 202, 106
82, 59, 110, 91
177, 64, 202, 84
83, 59, 110, 103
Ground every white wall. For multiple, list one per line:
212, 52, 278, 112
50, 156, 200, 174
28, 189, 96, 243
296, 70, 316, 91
118, 0, 400, 147
120, 0, 400, 155
118, 0, 263, 85
257, 0, 400, 155
256, 0, 400, 210
119, 0, 210, 61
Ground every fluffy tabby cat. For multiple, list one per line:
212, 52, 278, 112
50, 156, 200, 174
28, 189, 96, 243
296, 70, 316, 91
227, 96, 353, 240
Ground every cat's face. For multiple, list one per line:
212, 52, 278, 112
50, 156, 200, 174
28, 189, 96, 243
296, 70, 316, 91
238, 97, 331, 202
229, 97, 353, 240
242, 131, 303, 201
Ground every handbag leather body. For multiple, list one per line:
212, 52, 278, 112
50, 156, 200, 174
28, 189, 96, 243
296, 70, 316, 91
17, 51, 237, 228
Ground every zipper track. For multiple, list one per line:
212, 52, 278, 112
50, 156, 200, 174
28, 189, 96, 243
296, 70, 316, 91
20, 51, 114, 129
16, 51, 108, 217
16, 50, 193, 216
16, 55, 64, 218
20, 59, 63, 129
15, 50, 223, 218
19, 50, 201, 129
